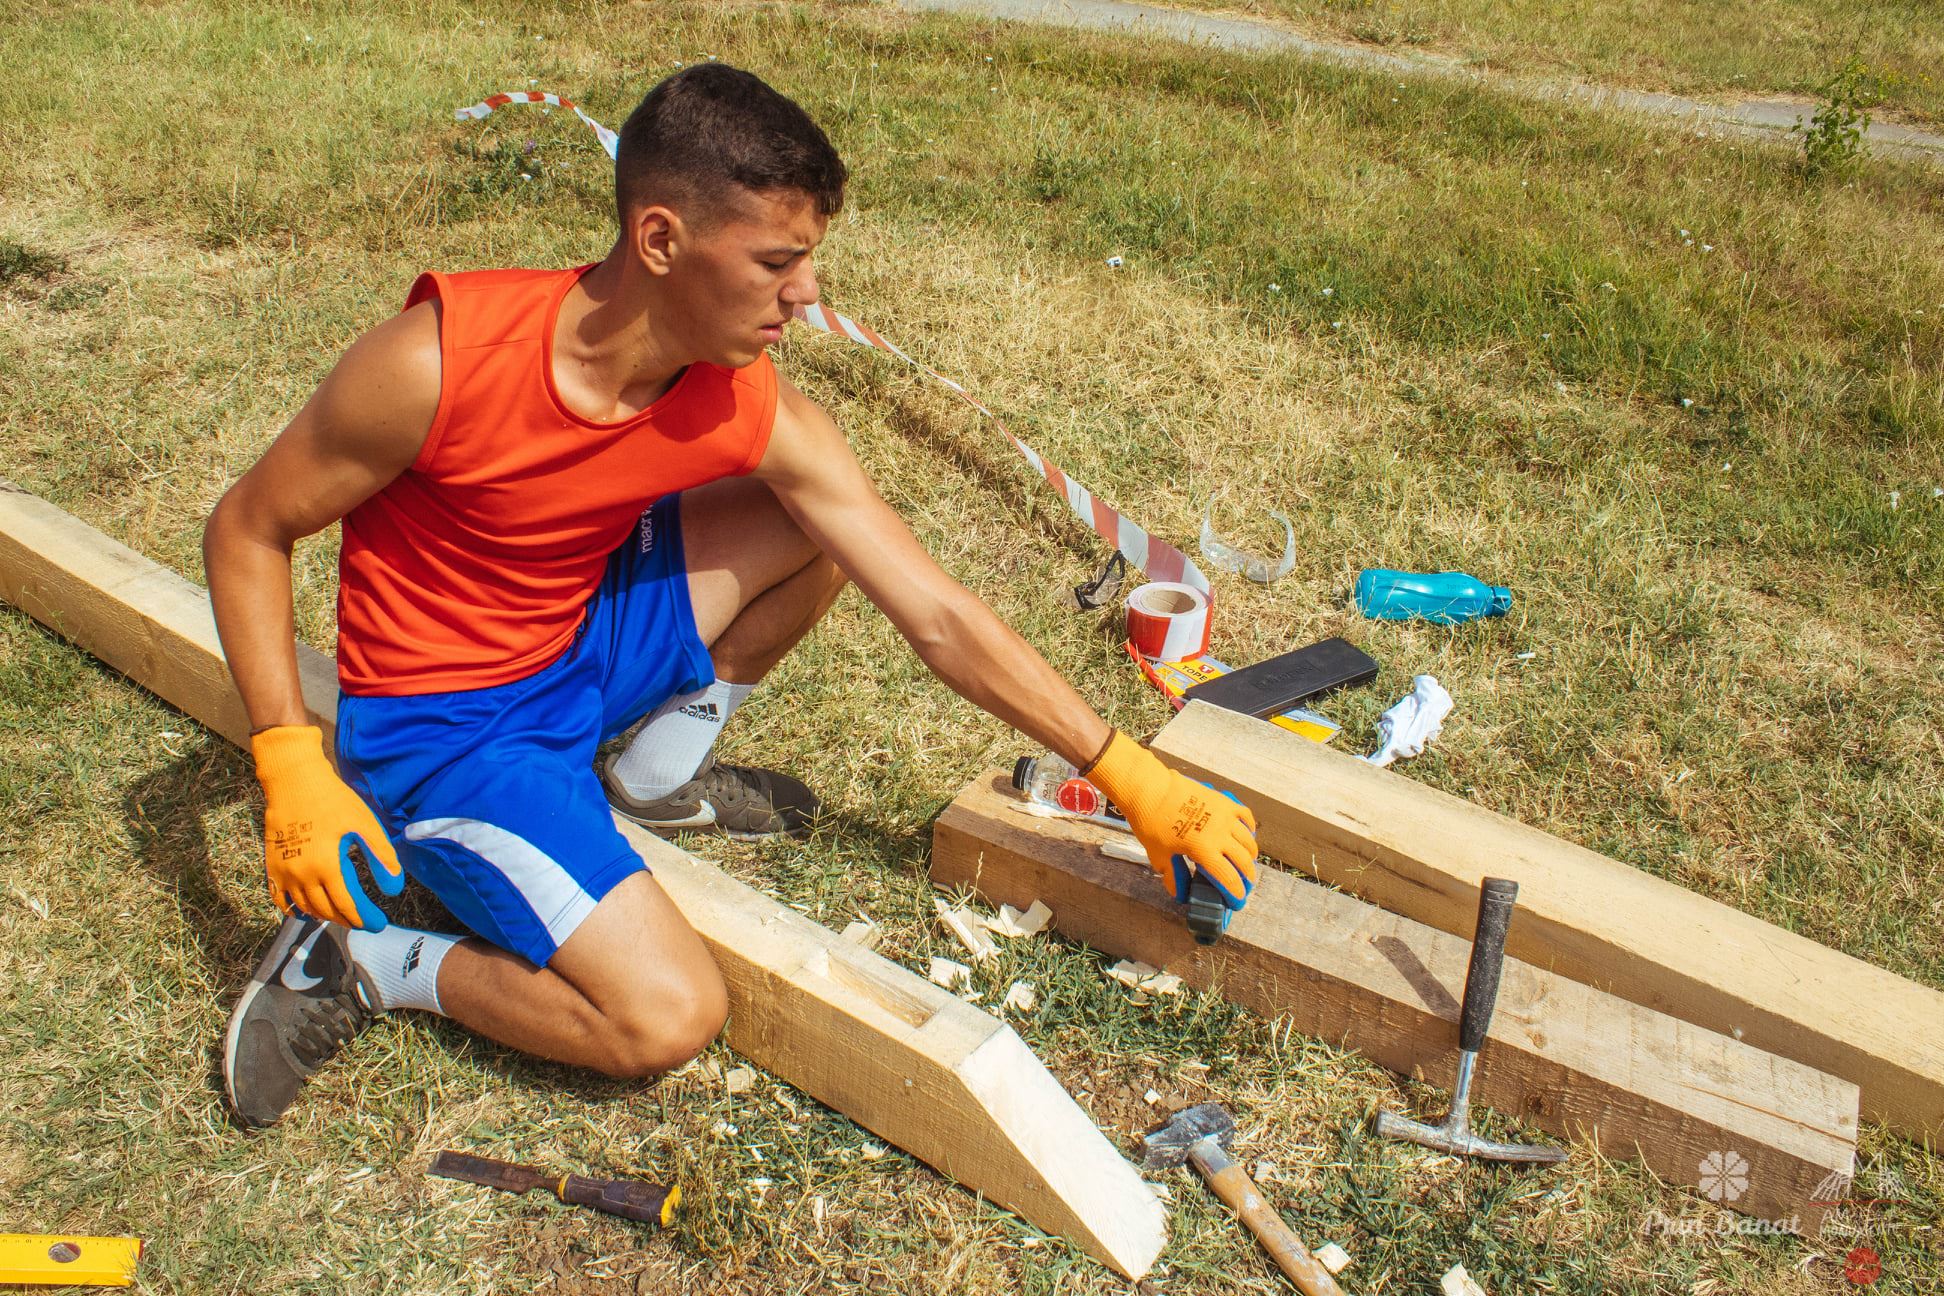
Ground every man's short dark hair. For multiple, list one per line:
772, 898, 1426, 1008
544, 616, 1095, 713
615, 64, 846, 229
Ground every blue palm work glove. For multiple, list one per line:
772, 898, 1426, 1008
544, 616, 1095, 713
1168, 789, 1254, 911
252, 725, 406, 930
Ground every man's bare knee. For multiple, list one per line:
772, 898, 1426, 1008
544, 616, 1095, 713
599, 970, 730, 1079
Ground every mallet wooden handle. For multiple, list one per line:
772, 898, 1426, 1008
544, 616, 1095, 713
1189, 1141, 1347, 1296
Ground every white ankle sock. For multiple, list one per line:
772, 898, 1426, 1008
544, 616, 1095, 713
344, 925, 457, 1015
612, 679, 755, 799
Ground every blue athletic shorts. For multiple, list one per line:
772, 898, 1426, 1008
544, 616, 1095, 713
335, 494, 713, 967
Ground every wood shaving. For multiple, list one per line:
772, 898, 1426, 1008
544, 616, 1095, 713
934, 899, 999, 961
980, 900, 1054, 938
1107, 959, 1184, 996
839, 918, 881, 950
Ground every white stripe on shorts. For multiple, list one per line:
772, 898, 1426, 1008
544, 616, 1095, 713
403, 816, 598, 949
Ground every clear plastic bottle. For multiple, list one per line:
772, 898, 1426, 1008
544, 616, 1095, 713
1013, 754, 1234, 944
1354, 569, 1512, 624
1011, 756, 1129, 830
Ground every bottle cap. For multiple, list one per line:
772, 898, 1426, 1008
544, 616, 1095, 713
1011, 757, 1034, 792
1489, 586, 1513, 614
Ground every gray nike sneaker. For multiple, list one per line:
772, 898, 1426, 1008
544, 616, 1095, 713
602, 751, 820, 840
222, 915, 381, 1129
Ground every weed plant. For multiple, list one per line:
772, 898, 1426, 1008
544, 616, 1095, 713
1797, 55, 1891, 177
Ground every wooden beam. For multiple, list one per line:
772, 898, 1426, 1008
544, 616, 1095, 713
0, 481, 339, 751
0, 480, 1166, 1279
1150, 701, 1944, 1142
933, 770, 1860, 1231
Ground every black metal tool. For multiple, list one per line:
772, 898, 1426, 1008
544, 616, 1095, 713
1184, 874, 1230, 944
1180, 637, 1379, 719
429, 1151, 681, 1226
1371, 879, 1568, 1164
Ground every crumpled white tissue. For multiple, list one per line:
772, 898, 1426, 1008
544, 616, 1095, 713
1366, 674, 1453, 768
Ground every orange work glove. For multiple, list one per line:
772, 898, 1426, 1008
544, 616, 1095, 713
1084, 730, 1259, 910
250, 725, 404, 930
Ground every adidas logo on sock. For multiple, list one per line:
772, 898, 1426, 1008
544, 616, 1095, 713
678, 701, 722, 723
402, 935, 424, 976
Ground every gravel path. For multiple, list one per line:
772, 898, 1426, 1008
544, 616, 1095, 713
897, 0, 1944, 166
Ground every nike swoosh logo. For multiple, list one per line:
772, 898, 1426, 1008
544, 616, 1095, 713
280, 926, 326, 992
651, 799, 717, 829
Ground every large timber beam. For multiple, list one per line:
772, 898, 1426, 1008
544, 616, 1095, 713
1150, 701, 1944, 1142
0, 480, 1166, 1278
933, 770, 1860, 1231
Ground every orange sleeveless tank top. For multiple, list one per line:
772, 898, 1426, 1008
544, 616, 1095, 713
335, 266, 777, 695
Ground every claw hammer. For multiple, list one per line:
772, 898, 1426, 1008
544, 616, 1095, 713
1142, 1103, 1347, 1295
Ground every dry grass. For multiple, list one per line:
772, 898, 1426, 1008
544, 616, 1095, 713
2, 0, 1941, 1292
1169, 0, 1944, 125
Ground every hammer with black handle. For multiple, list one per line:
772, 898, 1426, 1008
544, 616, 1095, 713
1372, 878, 1568, 1164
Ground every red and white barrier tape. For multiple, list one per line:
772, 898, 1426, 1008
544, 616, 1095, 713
455, 90, 1211, 596
455, 91, 619, 158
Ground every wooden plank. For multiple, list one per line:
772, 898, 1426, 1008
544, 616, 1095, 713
0, 480, 1166, 1278
624, 822, 1165, 1275
933, 770, 1860, 1231
1150, 701, 1944, 1141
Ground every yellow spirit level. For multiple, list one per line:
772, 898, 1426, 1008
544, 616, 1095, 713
0, 1234, 142, 1286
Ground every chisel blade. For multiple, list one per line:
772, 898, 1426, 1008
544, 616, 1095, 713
429, 1150, 554, 1196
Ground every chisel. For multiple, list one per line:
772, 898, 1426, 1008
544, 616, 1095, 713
429, 1151, 680, 1226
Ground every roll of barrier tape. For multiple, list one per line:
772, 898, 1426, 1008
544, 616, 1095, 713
1126, 582, 1212, 662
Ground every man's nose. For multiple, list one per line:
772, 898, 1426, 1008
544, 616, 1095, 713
781, 264, 819, 308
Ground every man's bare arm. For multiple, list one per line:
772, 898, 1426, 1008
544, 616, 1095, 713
755, 376, 1258, 905
753, 376, 1112, 769
203, 302, 442, 730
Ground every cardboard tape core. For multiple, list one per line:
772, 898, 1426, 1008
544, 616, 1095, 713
1126, 582, 1211, 662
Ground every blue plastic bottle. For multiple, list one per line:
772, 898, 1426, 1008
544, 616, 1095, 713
1355, 569, 1511, 624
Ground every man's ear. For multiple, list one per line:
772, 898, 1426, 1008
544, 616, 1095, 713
629, 204, 680, 276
